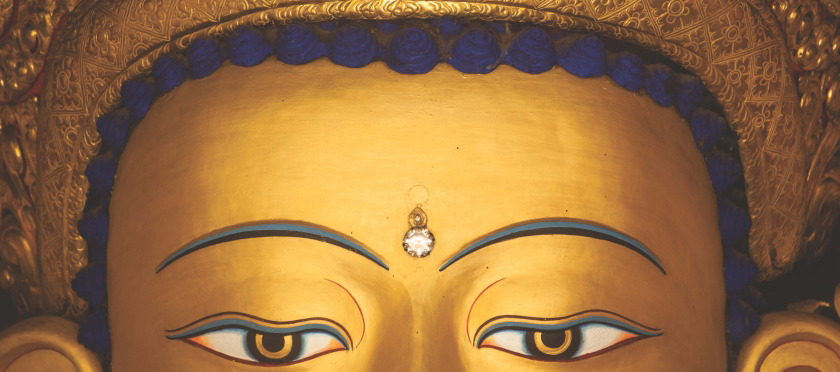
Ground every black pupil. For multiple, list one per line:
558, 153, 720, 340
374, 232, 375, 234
246, 330, 302, 364
524, 327, 582, 360
541, 331, 567, 348
261, 333, 285, 352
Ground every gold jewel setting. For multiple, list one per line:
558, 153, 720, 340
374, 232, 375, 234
0, 0, 832, 331
403, 206, 434, 258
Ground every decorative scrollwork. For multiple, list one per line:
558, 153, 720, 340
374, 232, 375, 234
27, 0, 803, 315
0, 0, 823, 317
0, 0, 55, 102
774, 0, 840, 262
773, 0, 840, 71
0, 0, 78, 318
0, 96, 40, 317
0, 0, 12, 36
820, 0, 840, 18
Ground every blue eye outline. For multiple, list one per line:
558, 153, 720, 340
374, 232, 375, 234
474, 312, 662, 362
166, 314, 352, 366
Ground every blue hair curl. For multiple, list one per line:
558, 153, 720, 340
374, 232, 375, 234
76, 21, 760, 370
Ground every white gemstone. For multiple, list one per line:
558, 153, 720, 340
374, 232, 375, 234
403, 227, 435, 257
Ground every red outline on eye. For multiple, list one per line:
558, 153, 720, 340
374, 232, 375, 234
466, 278, 506, 344
479, 335, 646, 362
183, 338, 346, 367
325, 278, 366, 348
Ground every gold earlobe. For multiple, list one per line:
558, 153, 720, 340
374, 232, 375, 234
736, 310, 840, 371
0, 316, 102, 372
835, 283, 840, 316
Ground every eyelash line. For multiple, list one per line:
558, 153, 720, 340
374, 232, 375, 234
165, 313, 352, 350
473, 310, 662, 346
166, 312, 348, 335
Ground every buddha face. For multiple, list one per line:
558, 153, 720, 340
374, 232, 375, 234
107, 60, 726, 370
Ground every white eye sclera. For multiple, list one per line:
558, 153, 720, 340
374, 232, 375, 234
478, 319, 659, 361
170, 321, 348, 366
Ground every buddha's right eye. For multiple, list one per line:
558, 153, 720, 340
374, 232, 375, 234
474, 313, 661, 362
167, 318, 349, 366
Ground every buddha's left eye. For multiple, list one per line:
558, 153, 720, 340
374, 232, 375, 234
476, 319, 660, 361
168, 320, 349, 366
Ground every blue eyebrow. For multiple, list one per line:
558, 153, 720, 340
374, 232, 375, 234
156, 222, 389, 273
439, 219, 664, 273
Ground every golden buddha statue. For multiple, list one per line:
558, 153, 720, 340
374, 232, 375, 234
0, 0, 838, 371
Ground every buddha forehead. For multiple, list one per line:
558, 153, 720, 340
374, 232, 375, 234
108, 60, 726, 370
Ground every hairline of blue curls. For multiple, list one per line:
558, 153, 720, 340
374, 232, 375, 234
72, 18, 761, 370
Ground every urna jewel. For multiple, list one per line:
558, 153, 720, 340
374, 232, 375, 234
404, 207, 435, 258
0, 0, 839, 371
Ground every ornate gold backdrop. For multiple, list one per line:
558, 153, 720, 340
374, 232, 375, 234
0, 0, 75, 317
0, 0, 838, 370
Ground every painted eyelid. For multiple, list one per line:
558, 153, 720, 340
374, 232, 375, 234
166, 319, 351, 350
475, 316, 662, 346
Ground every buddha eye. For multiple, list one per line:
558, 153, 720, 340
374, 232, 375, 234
476, 316, 660, 362
167, 318, 350, 366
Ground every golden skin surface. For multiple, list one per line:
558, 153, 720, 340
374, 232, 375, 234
107, 60, 726, 371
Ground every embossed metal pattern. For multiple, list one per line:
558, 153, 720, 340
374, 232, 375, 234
772, 0, 840, 276
0, 0, 78, 317
0, 0, 70, 103
0, 95, 40, 317
31, 0, 802, 313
